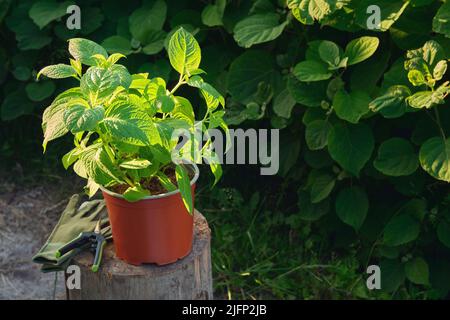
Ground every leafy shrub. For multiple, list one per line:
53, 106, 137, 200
1, 0, 449, 298
38, 30, 226, 209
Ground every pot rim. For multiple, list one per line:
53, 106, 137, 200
100, 162, 200, 200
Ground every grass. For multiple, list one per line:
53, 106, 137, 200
196, 183, 388, 300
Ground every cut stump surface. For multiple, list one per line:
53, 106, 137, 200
66, 210, 212, 300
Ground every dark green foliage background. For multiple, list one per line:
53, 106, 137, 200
1, 0, 450, 299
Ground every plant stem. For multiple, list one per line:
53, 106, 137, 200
169, 73, 186, 95
434, 107, 446, 141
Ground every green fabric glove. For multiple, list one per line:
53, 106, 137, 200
33, 194, 111, 273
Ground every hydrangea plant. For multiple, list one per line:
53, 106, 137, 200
38, 28, 227, 213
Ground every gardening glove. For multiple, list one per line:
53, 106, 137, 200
32, 194, 112, 273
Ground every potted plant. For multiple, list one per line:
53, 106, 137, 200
37, 28, 227, 265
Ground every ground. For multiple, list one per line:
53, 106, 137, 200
0, 178, 81, 299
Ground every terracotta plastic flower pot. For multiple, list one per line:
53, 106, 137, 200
101, 164, 199, 266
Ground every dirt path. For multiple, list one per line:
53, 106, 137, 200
0, 179, 81, 299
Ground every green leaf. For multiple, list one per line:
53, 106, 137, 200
156, 171, 177, 192
298, 190, 330, 221
168, 27, 201, 76
42, 89, 83, 150
419, 137, 450, 182
37, 64, 77, 79
129, 0, 167, 43
369, 85, 410, 119
29, 0, 71, 29
384, 214, 420, 246
79, 144, 124, 185
101, 36, 132, 55
1, 90, 34, 121
141, 30, 167, 55
80, 67, 121, 104
344, 36, 379, 66
273, 87, 296, 118
156, 93, 175, 113
433, 1, 450, 38
228, 50, 278, 104
305, 119, 331, 150
187, 75, 225, 107
406, 91, 433, 109
172, 96, 195, 125
355, 0, 410, 32
379, 259, 405, 293
408, 70, 426, 86
405, 257, 430, 285
293, 60, 332, 82
64, 105, 105, 133
310, 171, 335, 203
433, 60, 447, 81
374, 138, 419, 176
25, 81, 55, 102
175, 165, 193, 214
119, 159, 151, 170
287, 75, 327, 107
327, 122, 374, 176
336, 186, 369, 230
62, 148, 79, 170
101, 102, 161, 146
318, 40, 341, 67
233, 13, 288, 48
201, 0, 226, 27
123, 185, 150, 202
69, 38, 108, 66
333, 90, 371, 124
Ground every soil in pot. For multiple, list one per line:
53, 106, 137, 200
102, 164, 198, 266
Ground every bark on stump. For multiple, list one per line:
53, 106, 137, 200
66, 210, 212, 300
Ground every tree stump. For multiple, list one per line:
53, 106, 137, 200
66, 210, 213, 300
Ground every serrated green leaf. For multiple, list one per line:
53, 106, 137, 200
187, 75, 225, 108
79, 144, 124, 185
168, 27, 201, 76
69, 38, 108, 66
37, 64, 77, 79
374, 138, 419, 176
233, 13, 288, 48
101, 102, 161, 146
176, 164, 193, 214
433, 60, 447, 81
172, 96, 195, 125
64, 105, 105, 133
80, 67, 122, 104
119, 159, 151, 170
